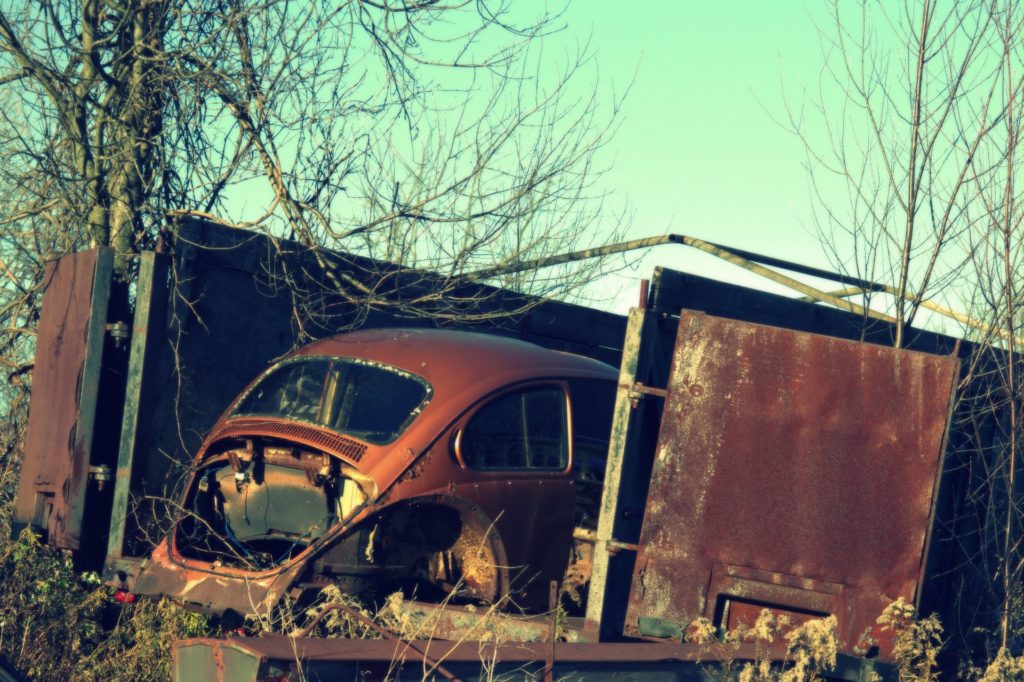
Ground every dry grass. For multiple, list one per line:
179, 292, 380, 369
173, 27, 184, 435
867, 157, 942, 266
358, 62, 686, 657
0, 427, 1019, 680
687, 602, 951, 682
687, 609, 839, 682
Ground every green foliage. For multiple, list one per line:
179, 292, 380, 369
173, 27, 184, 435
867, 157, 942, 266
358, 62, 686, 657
76, 597, 211, 682
0, 529, 214, 680
0, 529, 106, 679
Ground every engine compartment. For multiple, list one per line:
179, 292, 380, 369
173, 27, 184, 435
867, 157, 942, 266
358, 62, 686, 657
175, 439, 371, 570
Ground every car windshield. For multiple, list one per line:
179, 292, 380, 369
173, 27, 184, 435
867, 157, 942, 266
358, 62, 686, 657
232, 358, 431, 444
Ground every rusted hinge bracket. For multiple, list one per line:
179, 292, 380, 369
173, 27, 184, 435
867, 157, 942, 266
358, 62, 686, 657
628, 381, 668, 407
88, 464, 112, 491
105, 321, 130, 348
607, 539, 641, 555
575, 528, 640, 556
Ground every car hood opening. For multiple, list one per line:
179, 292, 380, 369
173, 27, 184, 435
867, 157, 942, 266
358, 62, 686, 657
174, 439, 374, 571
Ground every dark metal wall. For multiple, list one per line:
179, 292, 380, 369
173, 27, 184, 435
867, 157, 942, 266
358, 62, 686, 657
108, 218, 629, 563
649, 266, 960, 355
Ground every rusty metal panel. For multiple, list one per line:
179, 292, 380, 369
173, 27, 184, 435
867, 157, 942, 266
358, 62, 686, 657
12, 249, 114, 549
625, 311, 959, 661
170, 636, 894, 681
172, 640, 261, 682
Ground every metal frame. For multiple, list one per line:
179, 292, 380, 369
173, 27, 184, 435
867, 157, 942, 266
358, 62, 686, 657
468, 232, 1023, 345
105, 251, 169, 573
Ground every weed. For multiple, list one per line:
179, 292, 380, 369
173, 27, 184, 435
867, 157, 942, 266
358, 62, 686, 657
76, 597, 211, 681
688, 609, 839, 682
779, 616, 838, 682
878, 598, 943, 682
0, 529, 213, 680
977, 648, 1024, 681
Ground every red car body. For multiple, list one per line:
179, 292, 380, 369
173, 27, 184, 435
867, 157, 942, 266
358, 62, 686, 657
133, 328, 618, 615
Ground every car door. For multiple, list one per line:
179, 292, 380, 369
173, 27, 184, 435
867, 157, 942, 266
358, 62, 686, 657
450, 382, 576, 610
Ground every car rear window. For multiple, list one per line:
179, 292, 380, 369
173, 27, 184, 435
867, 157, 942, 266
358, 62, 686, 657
232, 358, 431, 444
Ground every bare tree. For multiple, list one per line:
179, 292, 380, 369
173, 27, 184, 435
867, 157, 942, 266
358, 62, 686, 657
795, 0, 1024, 661
0, 0, 624, 376
791, 1, 1007, 346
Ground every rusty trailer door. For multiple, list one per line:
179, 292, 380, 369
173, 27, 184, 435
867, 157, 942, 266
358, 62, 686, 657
623, 310, 959, 660
11, 248, 125, 559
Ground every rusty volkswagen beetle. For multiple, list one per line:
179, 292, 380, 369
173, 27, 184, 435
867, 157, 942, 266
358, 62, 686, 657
133, 328, 618, 615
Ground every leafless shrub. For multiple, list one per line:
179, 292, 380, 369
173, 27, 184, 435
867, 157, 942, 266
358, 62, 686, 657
792, 0, 1024, 663
0, 1, 629, 420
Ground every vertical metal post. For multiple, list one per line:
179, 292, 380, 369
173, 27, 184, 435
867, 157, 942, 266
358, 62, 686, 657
584, 307, 653, 638
105, 251, 169, 570
544, 580, 558, 682
65, 248, 115, 549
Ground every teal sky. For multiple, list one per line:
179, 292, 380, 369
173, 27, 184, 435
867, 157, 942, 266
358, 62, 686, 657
557, 3, 835, 310
218, 3, 846, 313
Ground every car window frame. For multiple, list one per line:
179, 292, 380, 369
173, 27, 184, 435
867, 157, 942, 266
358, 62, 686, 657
452, 380, 573, 475
230, 355, 434, 445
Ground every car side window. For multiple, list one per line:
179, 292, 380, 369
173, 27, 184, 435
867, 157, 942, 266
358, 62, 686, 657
461, 386, 568, 470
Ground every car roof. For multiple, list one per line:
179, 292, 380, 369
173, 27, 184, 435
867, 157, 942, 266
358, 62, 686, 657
209, 328, 618, 488
293, 328, 618, 394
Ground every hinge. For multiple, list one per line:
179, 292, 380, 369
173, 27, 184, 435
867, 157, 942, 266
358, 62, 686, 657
628, 381, 668, 408
88, 464, 112, 491
574, 528, 641, 555
105, 321, 130, 348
